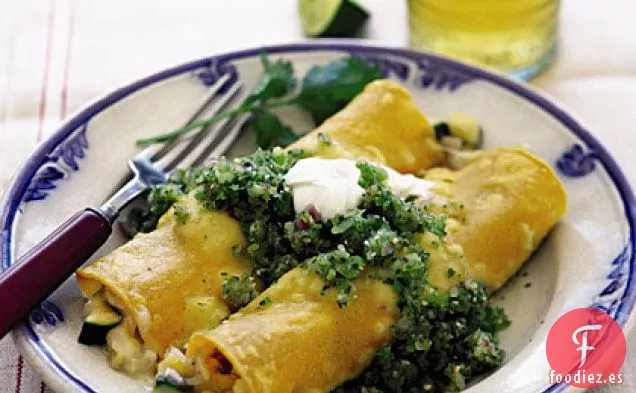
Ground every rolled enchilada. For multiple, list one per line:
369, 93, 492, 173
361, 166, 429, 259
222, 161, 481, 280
162, 269, 398, 393
76, 195, 251, 373
290, 79, 444, 173
437, 147, 567, 290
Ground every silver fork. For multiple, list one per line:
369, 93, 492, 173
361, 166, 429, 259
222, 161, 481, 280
0, 76, 248, 338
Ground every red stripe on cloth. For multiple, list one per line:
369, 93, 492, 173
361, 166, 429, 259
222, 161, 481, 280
19, 0, 55, 388
18, 2, 55, 391
14, 355, 23, 393
36, 0, 56, 142
20, 2, 55, 391
14, 1, 73, 392
30, 2, 76, 391
60, 0, 76, 119
35, 3, 74, 392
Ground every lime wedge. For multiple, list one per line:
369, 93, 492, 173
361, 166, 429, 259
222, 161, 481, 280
299, 0, 370, 37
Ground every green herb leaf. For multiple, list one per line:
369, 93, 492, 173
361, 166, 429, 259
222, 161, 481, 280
221, 273, 258, 311
122, 177, 195, 235
294, 57, 383, 124
135, 55, 381, 148
305, 246, 365, 306
356, 161, 388, 189
251, 109, 299, 149
243, 53, 296, 107
135, 53, 297, 148
173, 204, 190, 225
330, 209, 364, 235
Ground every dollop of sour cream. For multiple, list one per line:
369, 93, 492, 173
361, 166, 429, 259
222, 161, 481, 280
284, 157, 438, 220
284, 158, 365, 220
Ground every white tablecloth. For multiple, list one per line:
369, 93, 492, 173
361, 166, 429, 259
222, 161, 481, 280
0, 0, 634, 392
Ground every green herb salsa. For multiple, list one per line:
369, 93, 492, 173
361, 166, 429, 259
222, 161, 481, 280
127, 148, 510, 392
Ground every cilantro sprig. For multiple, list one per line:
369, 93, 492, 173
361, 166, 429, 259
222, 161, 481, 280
135, 54, 383, 149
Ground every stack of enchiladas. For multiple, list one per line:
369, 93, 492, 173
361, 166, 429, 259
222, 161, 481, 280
75, 79, 567, 392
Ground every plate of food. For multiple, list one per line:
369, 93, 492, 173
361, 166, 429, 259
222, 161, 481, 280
0, 43, 634, 393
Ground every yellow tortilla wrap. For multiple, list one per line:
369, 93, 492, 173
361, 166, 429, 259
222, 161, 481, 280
290, 79, 444, 173
426, 148, 567, 290
184, 268, 399, 393
76, 195, 251, 355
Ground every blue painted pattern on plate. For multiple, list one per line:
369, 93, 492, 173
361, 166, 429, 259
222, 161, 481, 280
29, 300, 64, 327
23, 123, 89, 202
557, 144, 596, 178
593, 244, 632, 317
196, 58, 238, 94
415, 58, 476, 91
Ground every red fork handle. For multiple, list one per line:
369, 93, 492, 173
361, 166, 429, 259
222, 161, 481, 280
0, 208, 112, 338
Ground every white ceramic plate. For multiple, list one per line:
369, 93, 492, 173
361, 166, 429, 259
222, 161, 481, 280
1, 43, 634, 393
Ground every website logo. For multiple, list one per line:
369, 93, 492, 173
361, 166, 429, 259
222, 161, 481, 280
546, 308, 626, 388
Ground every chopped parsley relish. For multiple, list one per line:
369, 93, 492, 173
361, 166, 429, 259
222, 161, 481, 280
128, 149, 510, 391
220, 273, 258, 312
123, 167, 201, 235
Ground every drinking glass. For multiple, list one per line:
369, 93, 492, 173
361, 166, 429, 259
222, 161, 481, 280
407, 0, 560, 80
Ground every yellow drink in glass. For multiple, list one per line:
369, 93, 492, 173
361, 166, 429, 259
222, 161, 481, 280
407, 0, 559, 80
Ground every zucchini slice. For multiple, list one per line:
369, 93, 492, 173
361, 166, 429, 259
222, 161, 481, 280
432, 119, 451, 141
152, 384, 187, 393
299, 0, 369, 37
446, 113, 484, 149
153, 376, 190, 393
78, 297, 122, 346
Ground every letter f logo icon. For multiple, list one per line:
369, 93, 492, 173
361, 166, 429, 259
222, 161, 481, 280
572, 324, 602, 368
